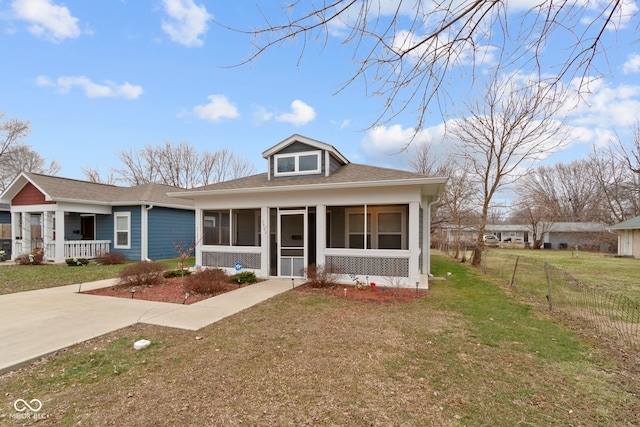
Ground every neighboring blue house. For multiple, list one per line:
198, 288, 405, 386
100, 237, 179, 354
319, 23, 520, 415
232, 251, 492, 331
0, 172, 195, 262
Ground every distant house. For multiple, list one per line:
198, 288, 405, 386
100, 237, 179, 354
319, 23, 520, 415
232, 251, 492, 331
0, 172, 195, 263
609, 216, 640, 258
169, 134, 447, 287
475, 222, 611, 250
543, 222, 611, 251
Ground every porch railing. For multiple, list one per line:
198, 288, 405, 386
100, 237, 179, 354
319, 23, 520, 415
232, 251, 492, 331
64, 240, 111, 259
14, 240, 111, 261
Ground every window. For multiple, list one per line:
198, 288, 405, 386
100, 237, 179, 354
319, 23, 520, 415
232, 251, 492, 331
114, 212, 130, 249
274, 151, 321, 176
203, 209, 261, 246
203, 211, 230, 245
341, 205, 407, 250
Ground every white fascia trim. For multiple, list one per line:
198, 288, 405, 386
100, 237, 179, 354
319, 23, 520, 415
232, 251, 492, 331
169, 177, 448, 199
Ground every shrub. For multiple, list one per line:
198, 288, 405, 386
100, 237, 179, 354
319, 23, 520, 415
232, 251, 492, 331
231, 271, 256, 284
305, 264, 341, 288
119, 261, 166, 287
66, 258, 89, 266
164, 269, 191, 278
15, 252, 45, 266
94, 252, 126, 265
183, 269, 230, 295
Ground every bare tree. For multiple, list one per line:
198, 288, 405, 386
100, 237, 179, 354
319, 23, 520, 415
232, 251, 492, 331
229, 1, 635, 129
0, 143, 61, 191
451, 74, 570, 266
84, 141, 256, 187
0, 110, 30, 160
517, 160, 602, 223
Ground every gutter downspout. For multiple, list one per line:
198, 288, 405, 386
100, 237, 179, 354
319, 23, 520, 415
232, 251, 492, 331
142, 205, 153, 261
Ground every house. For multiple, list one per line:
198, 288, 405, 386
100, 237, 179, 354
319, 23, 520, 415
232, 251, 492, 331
609, 216, 640, 258
543, 222, 611, 251
0, 172, 195, 263
485, 224, 530, 246
169, 135, 447, 287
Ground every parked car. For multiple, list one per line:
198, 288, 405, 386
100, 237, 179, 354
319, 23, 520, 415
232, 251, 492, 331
483, 235, 499, 247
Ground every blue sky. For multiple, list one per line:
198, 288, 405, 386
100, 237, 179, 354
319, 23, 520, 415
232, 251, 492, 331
1, 0, 639, 183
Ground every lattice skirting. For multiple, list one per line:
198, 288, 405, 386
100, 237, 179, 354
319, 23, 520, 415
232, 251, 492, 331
202, 251, 261, 270
326, 255, 409, 277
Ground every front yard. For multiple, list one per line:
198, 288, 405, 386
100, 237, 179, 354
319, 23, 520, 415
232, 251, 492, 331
1, 254, 637, 426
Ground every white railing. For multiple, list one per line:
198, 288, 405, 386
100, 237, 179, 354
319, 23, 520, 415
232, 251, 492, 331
64, 240, 111, 259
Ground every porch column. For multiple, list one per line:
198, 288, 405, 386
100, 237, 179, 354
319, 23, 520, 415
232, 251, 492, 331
55, 209, 65, 263
408, 201, 420, 284
42, 211, 54, 262
195, 209, 203, 268
315, 204, 326, 267
421, 201, 431, 279
11, 212, 21, 260
260, 206, 269, 277
21, 212, 31, 255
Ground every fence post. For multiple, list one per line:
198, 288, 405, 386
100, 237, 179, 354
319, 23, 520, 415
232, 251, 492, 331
509, 256, 520, 287
545, 262, 553, 311
483, 248, 487, 274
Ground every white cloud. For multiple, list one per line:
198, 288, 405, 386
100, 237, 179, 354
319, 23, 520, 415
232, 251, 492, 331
35, 75, 143, 99
276, 100, 316, 126
11, 0, 80, 41
361, 123, 449, 166
623, 53, 640, 74
161, 0, 211, 47
192, 95, 240, 122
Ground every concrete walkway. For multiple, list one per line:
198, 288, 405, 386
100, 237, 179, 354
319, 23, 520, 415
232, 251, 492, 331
0, 278, 299, 375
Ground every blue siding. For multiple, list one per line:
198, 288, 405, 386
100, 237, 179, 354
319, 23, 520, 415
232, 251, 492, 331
95, 214, 112, 241
109, 206, 142, 261
147, 207, 195, 260
64, 213, 82, 241
0, 211, 10, 224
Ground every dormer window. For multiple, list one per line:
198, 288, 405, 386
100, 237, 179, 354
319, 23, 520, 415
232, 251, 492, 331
274, 151, 321, 177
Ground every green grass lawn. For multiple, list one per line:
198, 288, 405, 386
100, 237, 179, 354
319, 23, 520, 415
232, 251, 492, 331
0, 258, 193, 295
0, 254, 637, 426
486, 248, 640, 301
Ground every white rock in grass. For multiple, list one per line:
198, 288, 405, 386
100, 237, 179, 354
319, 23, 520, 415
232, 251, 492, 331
133, 339, 151, 350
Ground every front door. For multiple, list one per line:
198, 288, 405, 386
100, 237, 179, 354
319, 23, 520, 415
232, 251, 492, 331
278, 210, 306, 277
81, 215, 95, 240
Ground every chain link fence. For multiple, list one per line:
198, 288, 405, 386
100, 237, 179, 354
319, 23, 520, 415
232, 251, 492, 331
480, 252, 640, 351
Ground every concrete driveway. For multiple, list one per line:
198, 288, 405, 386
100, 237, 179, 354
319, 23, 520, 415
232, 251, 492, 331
0, 278, 297, 374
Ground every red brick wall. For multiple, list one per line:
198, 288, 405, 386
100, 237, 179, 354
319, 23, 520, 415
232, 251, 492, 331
11, 183, 54, 206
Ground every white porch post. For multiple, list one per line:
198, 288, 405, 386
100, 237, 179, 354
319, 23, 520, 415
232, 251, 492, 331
21, 212, 31, 255
42, 211, 54, 261
11, 212, 21, 259
408, 201, 421, 285
55, 209, 65, 263
422, 201, 431, 281
195, 209, 203, 268
260, 206, 269, 277
315, 204, 326, 267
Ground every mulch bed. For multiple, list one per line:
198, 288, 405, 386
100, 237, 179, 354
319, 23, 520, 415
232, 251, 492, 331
82, 278, 248, 305
84, 278, 427, 305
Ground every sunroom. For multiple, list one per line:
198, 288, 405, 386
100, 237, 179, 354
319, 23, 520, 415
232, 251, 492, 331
171, 135, 447, 287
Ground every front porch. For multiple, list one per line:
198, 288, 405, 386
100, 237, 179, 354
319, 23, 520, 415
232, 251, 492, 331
11, 209, 112, 263
14, 239, 111, 261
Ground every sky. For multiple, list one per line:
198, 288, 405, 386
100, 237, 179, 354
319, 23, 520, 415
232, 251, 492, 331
1, 0, 640, 187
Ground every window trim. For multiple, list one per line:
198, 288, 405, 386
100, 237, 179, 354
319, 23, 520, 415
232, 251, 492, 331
274, 150, 321, 177
114, 212, 131, 249
345, 205, 407, 250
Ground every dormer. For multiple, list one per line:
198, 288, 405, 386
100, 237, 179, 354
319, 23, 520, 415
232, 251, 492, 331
262, 134, 350, 181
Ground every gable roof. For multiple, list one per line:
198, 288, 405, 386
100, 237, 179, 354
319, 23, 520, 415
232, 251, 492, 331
0, 172, 194, 209
609, 216, 640, 230
170, 163, 447, 199
262, 134, 350, 164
